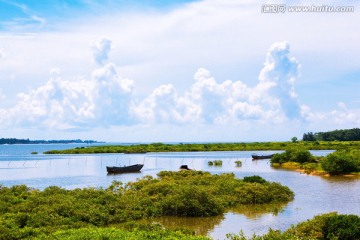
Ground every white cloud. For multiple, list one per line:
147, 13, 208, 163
91, 37, 112, 65
1, 36, 359, 140
7, 37, 355, 134
1, 37, 134, 130
257, 41, 301, 119
0, 48, 4, 59
132, 41, 302, 125
331, 102, 360, 126
131, 83, 200, 124
91, 62, 134, 126
300, 102, 360, 133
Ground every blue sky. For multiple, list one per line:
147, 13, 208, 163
0, 0, 359, 142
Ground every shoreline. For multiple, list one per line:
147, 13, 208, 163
43, 141, 360, 154
272, 162, 360, 178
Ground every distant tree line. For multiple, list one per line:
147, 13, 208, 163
303, 128, 360, 141
0, 138, 99, 145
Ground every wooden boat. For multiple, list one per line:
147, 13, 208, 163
179, 165, 192, 170
106, 164, 144, 174
251, 154, 274, 160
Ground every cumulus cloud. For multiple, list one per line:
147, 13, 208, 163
1, 37, 134, 130
92, 37, 112, 65
1, 39, 359, 134
92, 62, 134, 125
331, 102, 360, 125
300, 102, 360, 132
257, 41, 301, 119
132, 41, 301, 125
7, 74, 95, 129
131, 84, 200, 124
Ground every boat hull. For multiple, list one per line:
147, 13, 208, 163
252, 154, 274, 160
179, 165, 192, 170
106, 164, 144, 174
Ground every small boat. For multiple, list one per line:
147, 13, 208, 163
106, 164, 144, 174
252, 154, 274, 160
179, 165, 192, 170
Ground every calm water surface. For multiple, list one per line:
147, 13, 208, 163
1, 144, 359, 239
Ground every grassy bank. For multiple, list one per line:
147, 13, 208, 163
44, 141, 360, 154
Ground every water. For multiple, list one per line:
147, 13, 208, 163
0, 145, 359, 239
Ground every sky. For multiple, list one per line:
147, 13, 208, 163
0, 0, 359, 142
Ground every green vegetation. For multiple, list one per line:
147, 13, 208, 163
243, 175, 266, 184
321, 150, 360, 175
208, 160, 223, 166
227, 213, 360, 240
213, 160, 223, 166
271, 149, 360, 176
34, 225, 209, 240
44, 141, 360, 154
271, 149, 318, 165
303, 128, 360, 141
235, 160, 242, 167
0, 171, 293, 239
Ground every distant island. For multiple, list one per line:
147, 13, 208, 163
0, 138, 100, 145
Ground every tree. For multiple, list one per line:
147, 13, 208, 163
291, 137, 298, 143
303, 132, 316, 141
313, 128, 360, 141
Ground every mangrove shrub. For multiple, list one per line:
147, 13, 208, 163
321, 150, 360, 175
0, 171, 294, 239
271, 149, 315, 164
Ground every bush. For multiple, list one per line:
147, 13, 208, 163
270, 153, 286, 164
291, 150, 314, 163
0, 171, 294, 239
37, 226, 210, 240
235, 160, 242, 167
322, 214, 360, 240
243, 175, 266, 184
271, 149, 315, 164
226, 213, 360, 240
321, 150, 360, 175
213, 160, 223, 166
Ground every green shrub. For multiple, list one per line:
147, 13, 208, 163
243, 175, 266, 184
321, 150, 360, 175
235, 160, 242, 167
213, 160, 223, 166
227, 213, 360, 240
323, 214, 360, 240
37, 226, 210, 240
291, 150, 314, 163
0, 171, 294, 239
270, 153, 286, 164
271, 149, 315, 164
